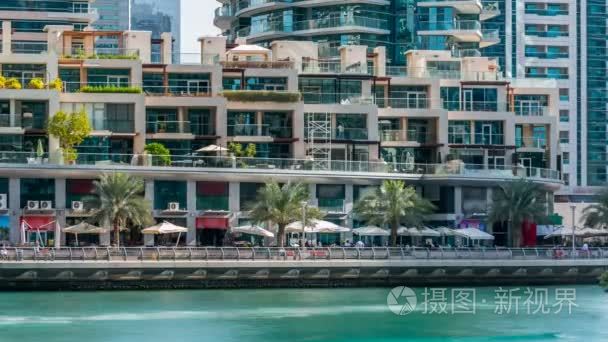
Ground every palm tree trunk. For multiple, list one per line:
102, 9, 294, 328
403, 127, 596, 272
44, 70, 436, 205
390, 220, 399, 247
512, 220, 522, 247
113, 219, 120, 248
276, 224, 285, 247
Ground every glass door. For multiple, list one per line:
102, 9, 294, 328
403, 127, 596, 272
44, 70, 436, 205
187, 80, 209, 95
481, 124, 492, 144
462, 89, 473, 111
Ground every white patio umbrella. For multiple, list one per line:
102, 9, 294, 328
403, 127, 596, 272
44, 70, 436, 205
545, 226, 608, 239
352, 226, 390, 236
231, 224, 274, 238
141, 221, 189, 247
63, 222, 109, 247
453, 228, 495, 240
195, 144, 229, 153
418, 226, 441, 237
397, 227, 422, 236
285, 219, 345, 233
434, 227, 455, 236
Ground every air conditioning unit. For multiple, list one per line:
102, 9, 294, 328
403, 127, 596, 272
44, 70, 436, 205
0, 194, 6, 210
168, 202, 180, 211
40, 201, 53, 210
27, 200, 39, 210
72, 201, 84, 211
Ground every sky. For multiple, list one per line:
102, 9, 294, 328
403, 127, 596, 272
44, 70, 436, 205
181, 0, 221, 53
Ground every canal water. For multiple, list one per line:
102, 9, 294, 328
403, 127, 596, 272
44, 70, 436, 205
0, 286, 605, 342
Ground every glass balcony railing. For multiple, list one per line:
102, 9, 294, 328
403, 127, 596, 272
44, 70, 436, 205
146, 121, 191, 134
0, 152, 562, 182
333, 128, 368, 140
242, 16, 389, 37
514, 104, 548, 116
228, 124, 270, 136
524, 51, 569, 59
375, 97, 430, 109
190, 123, 216, 136
442, 101, 503, 112
524, 31, 568, 38
516, 137, 547, 149
380, 130, 435, 144
448, 133, 504, 145
262, 126, 293, 138
524, 9, 568, 16
11, 41, 48, 54
302, 92, 373, 105
418, 20, 481, 31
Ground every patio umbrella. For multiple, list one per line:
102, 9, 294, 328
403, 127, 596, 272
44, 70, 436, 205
195, 144, 229, 153
285, 219, 339, 233
352, 226, 390, 236
142, 221, 189, 247
397, 227, 422, 236
64, 222, 109, 247
418, 227, 441, 237
434, 227, 455, 236
231, 224, 274, 238
453, 228, 495, 240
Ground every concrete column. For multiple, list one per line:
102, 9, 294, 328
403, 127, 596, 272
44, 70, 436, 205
186, 180, 196, 246
345, 184, 354, 227
8, 178, 20, 244
161, 32, 173, 64
2, 21, 11, 55
178, 107, 186, 133
454, 186, 463, 225
145, 180, 154, 210
54, 179, 66, 246
9, 99, 15, 128
308, 184, 316, 204
229, 182, 240, 212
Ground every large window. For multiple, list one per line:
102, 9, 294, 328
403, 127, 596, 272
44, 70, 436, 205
197, 182, 229, 211
154, 181, 186, 210
21, 178, 54, 208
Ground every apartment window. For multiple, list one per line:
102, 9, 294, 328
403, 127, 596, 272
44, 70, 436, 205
559, 89, 569, 101
563, 173, 570, 186
563, 152, 569, 165
559, 110, 569, 122
559, 131, 569, 144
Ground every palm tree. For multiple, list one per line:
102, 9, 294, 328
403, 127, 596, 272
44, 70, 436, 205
249, 181, 323, 247
581, 189, 608, 230
487, 179, 547, 247
354, 180, 436, 246
86, 173, 153, 247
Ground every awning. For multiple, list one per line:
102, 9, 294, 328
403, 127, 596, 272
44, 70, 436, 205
453, 228, 495, 240
196, 216, 230, 230
22, 216, 54, 231
352, 226, 389, 236
231, 225, 274, 238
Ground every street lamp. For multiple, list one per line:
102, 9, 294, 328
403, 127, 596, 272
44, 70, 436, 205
301, 200, 308, 246
570, 204, 576, 256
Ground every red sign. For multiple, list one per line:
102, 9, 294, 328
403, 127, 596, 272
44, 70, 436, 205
22, 216, 54, 231
196, 216, 229, 230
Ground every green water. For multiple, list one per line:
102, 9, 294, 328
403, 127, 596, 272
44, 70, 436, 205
0, 286, 606, 342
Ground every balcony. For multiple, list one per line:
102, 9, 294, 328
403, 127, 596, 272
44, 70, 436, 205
143, 85, 211, 97
333, 128, 368, 141
60, 48, 139, 60
11, 41, 48, 54
449, 133, 504, 145
442, 101, 503, 112
214, 6, 235, 29
146, 121, 191, 134
417, 0, 483, 14
302, 59, 368, 74
262, 126, 293, 139
524, 51, 569, 60
0, 152, 562, 184
514, 104, 549, 116
220, 60, 294, 69
417, 20, 482, 42
480, 29, 500, 48
375, 97, 430, 109
380, 130, 435, 144
516, 137, 547, 150
302, 92, 373, 105
190, 123, 216, 136
235, 0, 291, 16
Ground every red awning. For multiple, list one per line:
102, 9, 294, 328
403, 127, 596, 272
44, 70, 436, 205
196, 216, 229, 230
22, 216, 55, 231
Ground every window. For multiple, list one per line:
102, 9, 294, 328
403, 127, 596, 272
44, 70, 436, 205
563, 173, 570, 186
563, 152, 570, 164
559, 131, 569, 144
559, 110, 569, 122
559, 89, 569, 101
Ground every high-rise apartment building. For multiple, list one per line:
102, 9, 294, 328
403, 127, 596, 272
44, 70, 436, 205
215, 0, 608, 197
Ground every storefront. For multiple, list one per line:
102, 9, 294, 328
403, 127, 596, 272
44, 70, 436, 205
21, 215, 55, 246
196, 215, 229, 246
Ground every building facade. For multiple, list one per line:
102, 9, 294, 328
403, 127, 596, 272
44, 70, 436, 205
0, 14, 561, 247
215, 0, 608, 197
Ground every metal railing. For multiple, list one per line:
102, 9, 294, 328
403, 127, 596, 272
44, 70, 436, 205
0, 152, 562, 181
516, 137, 547, 149
380, 130, 435, 144
146, 121, 191, 134
302, 92, 373, 105
1, 246, 605, 262
60, 48, 140, 60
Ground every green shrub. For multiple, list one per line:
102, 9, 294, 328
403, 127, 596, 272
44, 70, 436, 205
144, 143, 171, 166
79, 85, 142, 94
0, 76, 6, 89
221, 90, 301, 103
28, 78, 45, 89
48, 78, 63, 91
5, 78, 22, 90
601, 272, 608, 290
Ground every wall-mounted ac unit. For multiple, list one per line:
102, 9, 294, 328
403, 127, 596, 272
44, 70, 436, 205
0, 194, 7, 210
40, 201, 53, 210
168, 202, 180, 211
72, 201, 84, 211
27, 200, 39, 210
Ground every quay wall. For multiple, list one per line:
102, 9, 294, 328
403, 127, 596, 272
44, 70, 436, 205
0, 259, 606, 290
